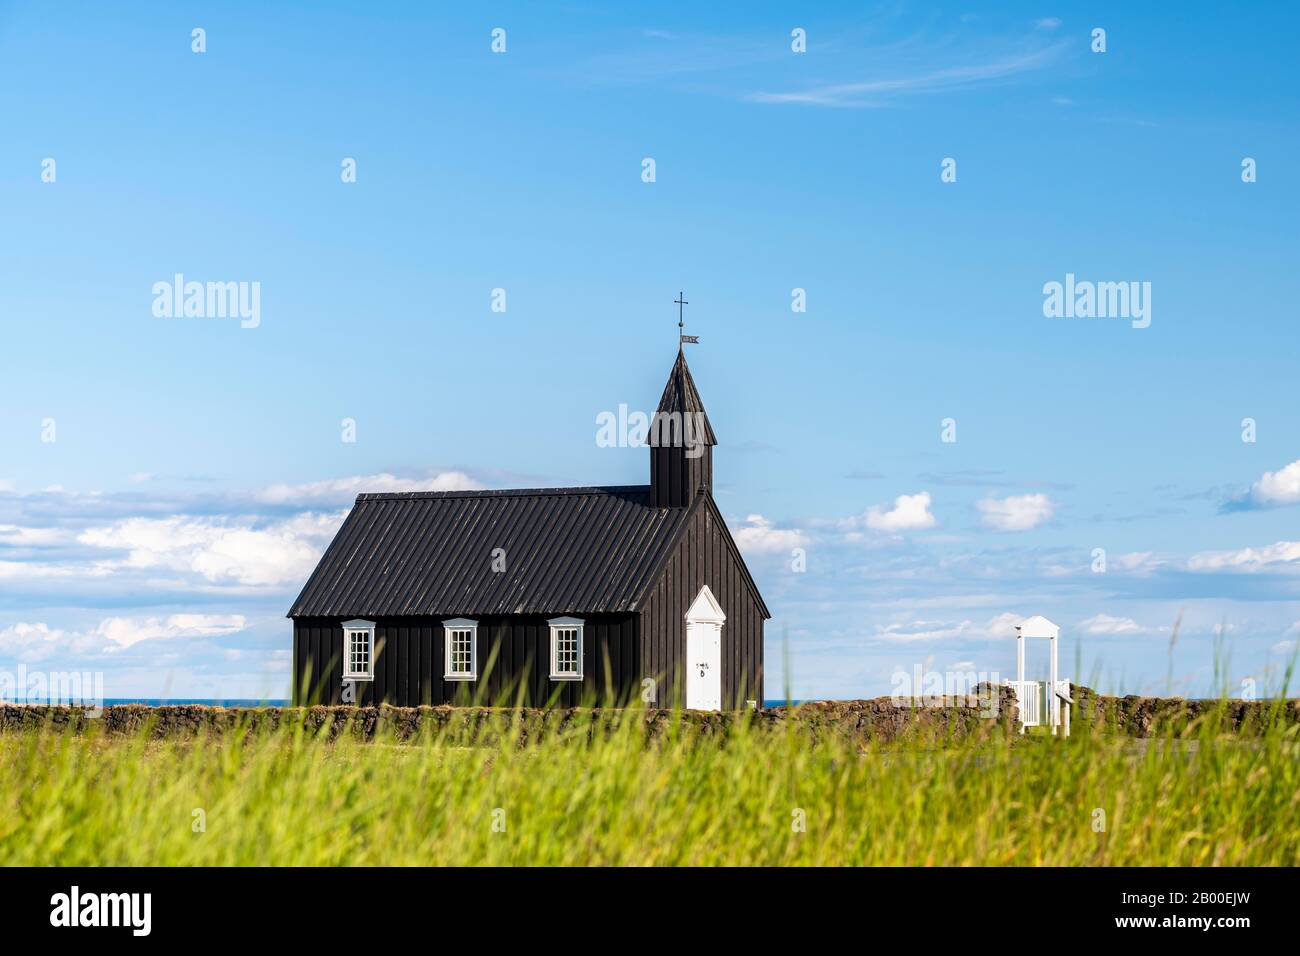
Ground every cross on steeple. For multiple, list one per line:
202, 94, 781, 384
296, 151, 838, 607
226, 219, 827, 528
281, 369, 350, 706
675, 292, 699, 345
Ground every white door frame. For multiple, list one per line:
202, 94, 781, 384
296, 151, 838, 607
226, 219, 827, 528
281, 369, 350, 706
685, 585, 725, 710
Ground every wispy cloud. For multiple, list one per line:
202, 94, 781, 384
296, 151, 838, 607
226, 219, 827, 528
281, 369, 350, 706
0, 470, 483, 523
1188, 541, 1300, 573
255, 471, 482, 507
1077, 613, 1156, 636
0, 613, 247, 663
917, 469, 1004, 488
749, 44, 1065, 107
871, 612, 1021, 643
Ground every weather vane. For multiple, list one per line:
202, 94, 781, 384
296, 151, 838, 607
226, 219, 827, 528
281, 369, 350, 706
675, 292, 699, 345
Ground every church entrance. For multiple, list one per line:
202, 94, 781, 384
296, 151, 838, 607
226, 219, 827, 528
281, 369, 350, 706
685, 585, 725, 710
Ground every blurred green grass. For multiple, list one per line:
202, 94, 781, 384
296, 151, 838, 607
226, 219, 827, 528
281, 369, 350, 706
1, 698, 1296, 866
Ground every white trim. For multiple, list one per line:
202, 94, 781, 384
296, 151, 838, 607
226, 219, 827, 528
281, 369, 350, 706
548, 617, 584, 680
1015, 615, 1059, 639
685, 587, 724, 710
342, 620, 375, 681
683, 584, 726, 624
443, 618, 478, 680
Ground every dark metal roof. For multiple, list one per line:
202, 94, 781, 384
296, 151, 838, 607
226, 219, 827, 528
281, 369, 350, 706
657, 349, 717, 445
287, 486, 696, 618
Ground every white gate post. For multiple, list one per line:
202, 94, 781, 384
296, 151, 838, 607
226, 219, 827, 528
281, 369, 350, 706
1014, 616, 1061, 736
1016, 631, 1025, 734
1049, 631, 1059, 735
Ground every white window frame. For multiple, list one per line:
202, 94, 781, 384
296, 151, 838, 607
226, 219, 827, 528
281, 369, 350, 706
548, 616, 584, 681
342, 619, 375, 681
443, 618, 478, 680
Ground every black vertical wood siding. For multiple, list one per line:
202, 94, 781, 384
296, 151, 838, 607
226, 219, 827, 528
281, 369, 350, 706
639, 500, 766, 708
293, 499, 766, 710
292, 614, 639, 707
649, 442, 712, 508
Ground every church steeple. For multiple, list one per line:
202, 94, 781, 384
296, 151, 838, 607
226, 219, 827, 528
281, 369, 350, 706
649, 347, 717, 508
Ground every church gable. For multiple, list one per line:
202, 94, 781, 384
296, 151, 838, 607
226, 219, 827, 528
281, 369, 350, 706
638, 494, 769, 707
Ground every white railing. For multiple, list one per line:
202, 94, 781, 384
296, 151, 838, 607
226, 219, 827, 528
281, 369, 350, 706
1006, 680, 1042, 727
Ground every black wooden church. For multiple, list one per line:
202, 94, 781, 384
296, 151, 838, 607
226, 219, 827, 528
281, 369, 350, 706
288, 344, 769, 709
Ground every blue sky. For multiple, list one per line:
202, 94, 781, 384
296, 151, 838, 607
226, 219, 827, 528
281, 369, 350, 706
1, 1, 1298, 700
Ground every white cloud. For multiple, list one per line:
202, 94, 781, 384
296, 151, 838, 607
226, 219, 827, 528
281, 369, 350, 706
256, 471, 482, 507
0, 622, 101, 665
0, 559, 105, 581
1078, 613, 1146, 636
731, 514, 808, 554
95, 614, 247, 650
874, 620, 974, 642
0, 472, 485, 597
862, 492, 937, 532
984, 612, 1024, 638
1036, 17, 1062, 30
1187, 540, 1300, 572
77, 512, 345, 586
1113, 551, 1158, 572
1241, 459, 1300, 509
874, 613, 1021, 643
0, 525, 70, 546
976, 493, 1055, 531
0, 614, 248, 662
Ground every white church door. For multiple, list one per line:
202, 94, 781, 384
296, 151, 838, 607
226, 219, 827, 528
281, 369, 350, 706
685, 585, 725, 711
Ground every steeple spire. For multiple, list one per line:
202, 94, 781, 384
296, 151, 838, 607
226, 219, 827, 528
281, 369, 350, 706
649, 347, 716, 508
654, 349, 717, 444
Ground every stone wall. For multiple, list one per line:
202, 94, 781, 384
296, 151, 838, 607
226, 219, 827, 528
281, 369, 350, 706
762, 686, 1019, 743
1069, 685, 1300, 737
0, 686, 1018, 745
2, 685, 1292, 742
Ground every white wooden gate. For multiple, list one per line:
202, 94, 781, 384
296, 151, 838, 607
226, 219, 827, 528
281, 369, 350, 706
1007, 680, 1042, 727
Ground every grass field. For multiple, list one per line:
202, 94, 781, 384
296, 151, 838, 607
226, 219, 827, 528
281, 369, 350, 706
1, 699, 1297, 867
